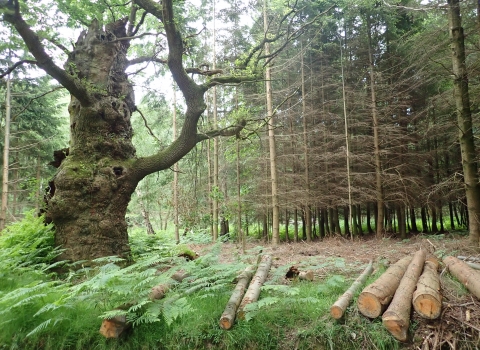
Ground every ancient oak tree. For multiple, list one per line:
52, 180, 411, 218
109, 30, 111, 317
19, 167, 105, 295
0, 0, 250, 261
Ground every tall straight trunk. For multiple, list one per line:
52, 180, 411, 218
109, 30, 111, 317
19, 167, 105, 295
285, 209, 289, 242
0, 73, 11, 231
410, 207, 418, 233
448, 0, 480, 245
421, 207, 429, 233
11, 151, 18, 218
301, 44, 312, 242
324, 207, 330, 236
212, 0, 219, 242
329, 207, 335, 234
366, 16, 384, 238
172, 86, 180, 244
351, 205, 357, 235
301, 211, 306, 240
344, 206, 350, 236
449, 202, 456, 230
35, 156, 41, 212
262, 213, 268, 242
263, 0, 279, 245
340, 34, 353, 239
439, 207, 445, 232
294, 208, 299, 242
319, 208, 326, 238
334, 207, 341, 235
396, 205, 406, 239
140, 200, 155, 235
236, 137, 244, 252
357, 204, 363, 235
431, 206, 438, 233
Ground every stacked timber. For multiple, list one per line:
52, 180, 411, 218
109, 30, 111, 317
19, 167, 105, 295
331, 250, 445, 343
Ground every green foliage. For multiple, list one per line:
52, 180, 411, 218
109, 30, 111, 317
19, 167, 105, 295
0, 210, 62, 269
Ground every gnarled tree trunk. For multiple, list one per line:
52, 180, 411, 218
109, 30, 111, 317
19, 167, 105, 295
45, 19, 138, 261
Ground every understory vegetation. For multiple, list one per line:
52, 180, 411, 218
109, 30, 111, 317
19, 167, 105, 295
0, 213, 474, 350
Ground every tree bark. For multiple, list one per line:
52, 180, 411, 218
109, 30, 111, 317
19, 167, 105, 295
237, 255, 272, 319
263, 0, 280, 246
444, 256, 480, 299
173, 87, 180, 244
219, 266, 255, 330
366, 15, 384, 238
448, 0, 480, 245
330, 260, 373, 319
357, 255, 412, 318
412, 258, 442, 319
382, 250, 426, 342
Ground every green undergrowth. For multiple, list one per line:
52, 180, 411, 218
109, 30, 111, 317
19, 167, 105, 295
0, 214, 467, 350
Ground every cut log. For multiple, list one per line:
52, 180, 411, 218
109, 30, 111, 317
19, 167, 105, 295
236, 254, 272, 320
99, 270, 189, 338
219, 266, 255, 330
330, 260, 373, 320
382, 250, 426, 342
357, 255, 412, 318
444, 256, 480, 299
412, 257, 442, 319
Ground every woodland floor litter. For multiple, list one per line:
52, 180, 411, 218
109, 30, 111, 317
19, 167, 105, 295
190, 233, 480, 349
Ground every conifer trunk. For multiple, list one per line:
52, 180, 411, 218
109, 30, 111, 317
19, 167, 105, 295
448, 0, 480, 245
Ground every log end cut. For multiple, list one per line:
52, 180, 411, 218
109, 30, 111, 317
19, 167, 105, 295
413, 295, 441, 319
219, 316, 233, 330
357, 292, 382, 318
99, 315, 129, 338
382, 314, 408, 342
330, 305, 344, 320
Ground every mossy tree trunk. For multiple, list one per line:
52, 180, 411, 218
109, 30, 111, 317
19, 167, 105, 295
3, 0, 248, 262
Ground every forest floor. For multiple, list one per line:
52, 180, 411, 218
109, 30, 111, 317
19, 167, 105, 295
190, 233, 480, 349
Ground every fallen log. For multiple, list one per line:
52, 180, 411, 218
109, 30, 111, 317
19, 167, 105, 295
99, 270, 189, 338
357, 255, 412, 318
219, 266, 255, 330
330, 260, 373, 319
412, 257, 442, 319
444, 256, 480, 299
382, 250, 426, 342
237, 254, 273, 320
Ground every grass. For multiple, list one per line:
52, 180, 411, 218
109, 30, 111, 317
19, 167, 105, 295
0, 213, 475, 350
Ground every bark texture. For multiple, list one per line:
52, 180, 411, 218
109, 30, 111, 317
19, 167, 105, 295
412, 258, 442, 319
448, 0, 480, 245
237, 254, 272, 320
219, 266, 255, 330
331, 260, 373, 319
444, 256, 480, 299
46, 19, 137, 261
357, 255, 412, 318
382, 250, 426, 342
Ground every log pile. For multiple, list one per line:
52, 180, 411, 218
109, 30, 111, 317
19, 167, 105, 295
331, 250, 445, 342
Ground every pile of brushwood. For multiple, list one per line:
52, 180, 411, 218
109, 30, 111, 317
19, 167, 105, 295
329, 249, 480, 343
